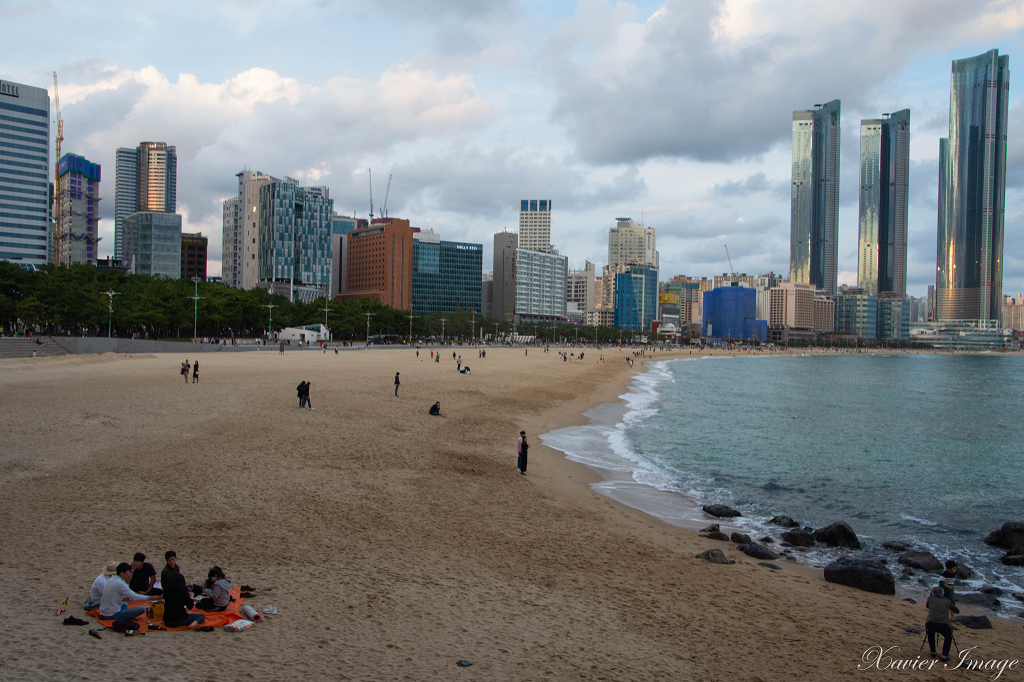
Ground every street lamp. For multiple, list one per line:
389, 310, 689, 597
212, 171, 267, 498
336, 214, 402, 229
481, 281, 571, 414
440, 317, 447, 344
471, 311, 475, 344
322, 302, 332, 341
264, 303, 278, 341
101, 290, 120, 338
189, 276, 205, 342
407, 313, 415, 345
364, 312, 373, 348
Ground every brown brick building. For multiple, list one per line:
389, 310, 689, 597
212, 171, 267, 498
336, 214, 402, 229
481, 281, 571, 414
180, 232, 208, 280
338, 218, 413, 310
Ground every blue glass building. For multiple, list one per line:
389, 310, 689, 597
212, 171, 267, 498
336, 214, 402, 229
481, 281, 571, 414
936, 50, 1010, 322
258, 180, 334, 291
122, 211, 182, 278
614, 266, 658, 331
412, 233, 482, 315
0, 79, 49, 265
835, 290, 878, 339
702, 286, 765, 341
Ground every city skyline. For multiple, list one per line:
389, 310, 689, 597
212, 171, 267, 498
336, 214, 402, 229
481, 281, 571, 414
3, 2, 1024, 298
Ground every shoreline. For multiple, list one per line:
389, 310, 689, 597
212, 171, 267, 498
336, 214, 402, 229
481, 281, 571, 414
536, 350, 1024, 615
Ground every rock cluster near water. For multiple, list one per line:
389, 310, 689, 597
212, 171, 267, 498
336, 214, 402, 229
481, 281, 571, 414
898, 551, 943, 572
984, 521, 1024, 565
695, 548, 734, 565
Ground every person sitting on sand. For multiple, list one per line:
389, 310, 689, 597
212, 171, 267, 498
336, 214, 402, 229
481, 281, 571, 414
459, 365, 470, 374
198, 566, 231, 611
925, 585, 959, 661
161, 550, 180, 589
129, 552, 161, 596
99, 562, 157, 627
429, 402, 441, 416
163, 572, 206, 628
85, 562, 117, 611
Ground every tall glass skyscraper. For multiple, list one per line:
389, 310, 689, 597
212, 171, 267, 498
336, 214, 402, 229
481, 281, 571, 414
115, 142, 176, 259
790, 100, 840, 297
257, 180, 334, 294
857, 110, 909, 296
936, 49, 1010, 322
0, 79, 49, 265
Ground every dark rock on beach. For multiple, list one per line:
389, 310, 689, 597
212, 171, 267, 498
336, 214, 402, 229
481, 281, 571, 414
812, 521, 861, 549
738, 543, 780, 561
758, 562, 782, 570
902, 598, 917, 604
898, 551, 943, 572
953, 562, 974, 580
781, 528, 815, 547
903, 627, 921, 634
703, 504, 742, 518
1013, 593, 1024, 603
701, 531, 731, 542
958, 593, 1001, 608
700, 523, 720, 533
955, 615, 993, 630
883, 541, 910, 552
730, 532, 752, 545
759, 536, 774, 544
823, 558, 895, 595
695, 548, 734, 565
984, 522, 1024, 553
980, 586, 1004, 596
769, 515, 800, 528
1001, 554, 1024, 566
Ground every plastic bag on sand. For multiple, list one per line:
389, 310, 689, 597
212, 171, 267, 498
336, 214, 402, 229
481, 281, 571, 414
224, 620, 254, 632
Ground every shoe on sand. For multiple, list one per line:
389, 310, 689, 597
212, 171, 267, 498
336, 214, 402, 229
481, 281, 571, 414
262, 605, 277, 615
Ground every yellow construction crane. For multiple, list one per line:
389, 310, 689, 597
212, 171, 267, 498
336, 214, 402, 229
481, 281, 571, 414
52, 71, 64, 266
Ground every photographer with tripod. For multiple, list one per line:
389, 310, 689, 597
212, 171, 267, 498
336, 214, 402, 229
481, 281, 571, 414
924, 585, 960, 661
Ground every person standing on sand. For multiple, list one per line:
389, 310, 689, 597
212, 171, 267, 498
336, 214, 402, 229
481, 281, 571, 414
192, 360, 199, 383
394, 372, 400, 397
182, 359, 190, 383
517, 431, 528, 475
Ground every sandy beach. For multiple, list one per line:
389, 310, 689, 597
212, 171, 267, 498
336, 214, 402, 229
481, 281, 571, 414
0, 346, 1021, 681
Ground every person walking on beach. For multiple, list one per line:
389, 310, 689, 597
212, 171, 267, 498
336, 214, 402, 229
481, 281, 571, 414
192, 360, 199, 383
297, 381, 313, 409
394, 372, 400, 397
517, 431, 528, 475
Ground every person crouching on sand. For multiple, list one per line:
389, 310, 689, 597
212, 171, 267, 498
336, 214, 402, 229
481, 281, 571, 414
198, 566, 231, 611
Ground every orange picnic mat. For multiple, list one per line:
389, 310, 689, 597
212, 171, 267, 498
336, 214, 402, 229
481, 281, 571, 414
87, 585, 245, 631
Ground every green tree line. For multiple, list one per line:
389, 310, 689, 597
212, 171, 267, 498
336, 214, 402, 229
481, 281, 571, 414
0, 262, 635, 344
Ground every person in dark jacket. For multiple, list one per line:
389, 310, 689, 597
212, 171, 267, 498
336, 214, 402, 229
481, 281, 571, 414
163, 572, 205, 628
394, 372, 400, 397
429, 402, 441, 416
925, 586, 959, 661
517, 431, 529, 475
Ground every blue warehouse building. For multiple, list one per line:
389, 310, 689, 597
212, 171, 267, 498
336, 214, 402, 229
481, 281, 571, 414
702, 286, 766, 341
412, 230, 482, 315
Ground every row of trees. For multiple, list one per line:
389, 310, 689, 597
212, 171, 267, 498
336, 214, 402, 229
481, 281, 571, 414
0, 262, 642, 344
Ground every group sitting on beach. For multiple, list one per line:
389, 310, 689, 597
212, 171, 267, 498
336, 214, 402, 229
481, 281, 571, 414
85, 550, 235, 631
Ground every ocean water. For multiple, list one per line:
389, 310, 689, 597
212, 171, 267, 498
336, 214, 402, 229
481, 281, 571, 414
542, 353, 1024, 597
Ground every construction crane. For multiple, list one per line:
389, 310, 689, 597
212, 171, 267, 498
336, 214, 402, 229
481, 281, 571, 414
52, 72, 64, 266
380, 174, 392, 218
368, 168, 374, 219
724, 244, 736, 277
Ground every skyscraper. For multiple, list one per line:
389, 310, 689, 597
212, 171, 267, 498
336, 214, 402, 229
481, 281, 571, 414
791, 100, 841, 297
608, 218, 658, 270
858, 110, 910, 296
222, 170, 277, 289
115, 142, 176, 259
54, 153, 101, 266
258, 180, 334, 302
0, 79, 49, 266
492, 230, 518, 322
518, 199, 551, 253
936, 49, 1010, 322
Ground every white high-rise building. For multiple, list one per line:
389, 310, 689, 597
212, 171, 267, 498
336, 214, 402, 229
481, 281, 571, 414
221, 170, 277, 289
115, 142, 176, 260
608, 218, 658, 270
518, 199, 551, 253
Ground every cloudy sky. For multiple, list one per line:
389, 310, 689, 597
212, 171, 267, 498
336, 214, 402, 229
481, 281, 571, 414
5, 0, 1024, 297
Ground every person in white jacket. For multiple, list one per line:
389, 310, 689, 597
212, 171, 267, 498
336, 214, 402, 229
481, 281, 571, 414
84, 562, 117, 610
99, 563, 156, 627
